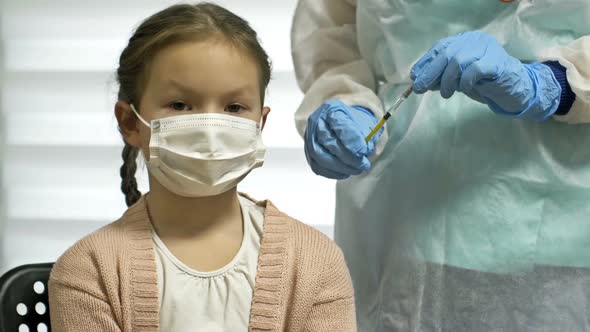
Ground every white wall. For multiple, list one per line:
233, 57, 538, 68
0, 0, 336, 274
1, 6, 6, 271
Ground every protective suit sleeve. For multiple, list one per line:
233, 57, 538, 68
291, 0, 388, 157
538, 35, 590, 124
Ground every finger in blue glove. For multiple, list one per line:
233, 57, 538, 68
410, 31, 561, 120
304, 99, 383, 179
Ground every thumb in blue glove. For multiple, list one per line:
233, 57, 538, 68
305, 99, 383, 180
410, 31, 561, 121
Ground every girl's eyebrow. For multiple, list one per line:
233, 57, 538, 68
224, 85, 257, 98
164, 79, 194, 93
164, 79, 257, 98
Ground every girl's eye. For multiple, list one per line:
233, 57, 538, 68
226, 104, 246, 113
169, 101, 191, 111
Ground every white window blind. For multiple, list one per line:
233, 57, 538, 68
0, 0, 335, 274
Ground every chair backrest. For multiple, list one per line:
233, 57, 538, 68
0, 263, 54, 332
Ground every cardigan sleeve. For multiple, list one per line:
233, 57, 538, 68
303, 243, 357, 331
48, 238, 122, 332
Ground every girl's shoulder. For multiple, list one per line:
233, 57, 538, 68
48, 198, 158, 330
253, 197, 355, 324
242, 193, 342, 263
255, 197, 351, 285
50, 198, 152, 289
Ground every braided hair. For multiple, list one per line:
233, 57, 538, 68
120, 144, 141, 207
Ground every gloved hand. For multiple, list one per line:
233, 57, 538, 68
304, 99, 383, 180
411, 31, 561, 121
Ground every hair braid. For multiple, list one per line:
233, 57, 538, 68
120, 143, 141, 207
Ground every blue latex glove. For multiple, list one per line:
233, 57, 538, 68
304, 99, 383, 180
411, 31, 561, 121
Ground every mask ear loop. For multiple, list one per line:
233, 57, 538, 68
129, 104, 152, 168
257, 108, 266, 131
130, 104, 151, 128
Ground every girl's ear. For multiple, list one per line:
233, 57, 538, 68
261, 106, 271, 131
115, 101, 142, 147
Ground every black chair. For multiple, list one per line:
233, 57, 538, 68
0, 263, 54, 332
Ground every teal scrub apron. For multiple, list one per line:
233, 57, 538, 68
337, 0, 590, 330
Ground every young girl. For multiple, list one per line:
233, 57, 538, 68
48, 3, 356, 331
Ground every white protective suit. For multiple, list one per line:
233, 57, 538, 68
292, 0, 590, 331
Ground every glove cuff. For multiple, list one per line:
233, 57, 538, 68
543, 61, 576, 116
498, 63, 561, 121
352, 105, 376, 119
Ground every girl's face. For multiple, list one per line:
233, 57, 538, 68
117, 39, 271, 152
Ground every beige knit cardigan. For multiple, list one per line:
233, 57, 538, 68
48, 195, 356, 331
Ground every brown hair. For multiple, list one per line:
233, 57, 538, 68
116, 2, 272, 206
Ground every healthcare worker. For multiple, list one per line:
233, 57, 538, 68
292, 0, 590, 331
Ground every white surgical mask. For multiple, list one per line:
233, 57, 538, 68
130, 104, 266, 197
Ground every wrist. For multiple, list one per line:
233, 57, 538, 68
543, 61, 576, 116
